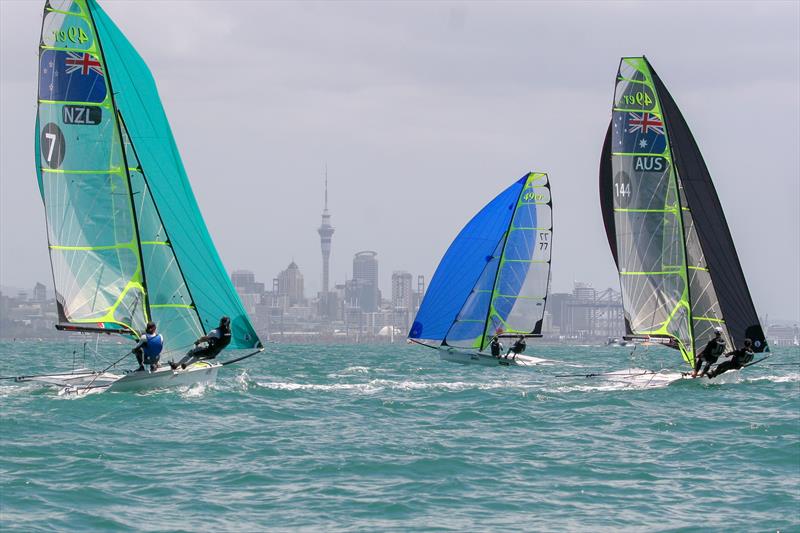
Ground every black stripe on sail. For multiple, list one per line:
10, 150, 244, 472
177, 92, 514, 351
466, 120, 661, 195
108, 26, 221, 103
648, 61, 768, 353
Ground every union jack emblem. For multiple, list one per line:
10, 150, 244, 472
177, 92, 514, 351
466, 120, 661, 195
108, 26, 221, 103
64, 52, 104, 77
627, 112, 664, 135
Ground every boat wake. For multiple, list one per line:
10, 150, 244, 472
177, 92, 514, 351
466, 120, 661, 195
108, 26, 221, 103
254, 379, 534, 394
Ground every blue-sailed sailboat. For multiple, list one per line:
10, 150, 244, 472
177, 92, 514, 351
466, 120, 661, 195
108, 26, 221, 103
21, 0, 262, 394
408, 172, 553, 367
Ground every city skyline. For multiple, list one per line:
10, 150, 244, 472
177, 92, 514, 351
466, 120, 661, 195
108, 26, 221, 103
1, 1, 798, 322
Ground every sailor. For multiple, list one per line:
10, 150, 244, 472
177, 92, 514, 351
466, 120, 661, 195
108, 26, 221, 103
691, 327, 727, 378
133, 322, 163, 372
707, 339, 755, 379
490, 335, 502, 357
506, 335, 527, 359
171, 316, 232, 370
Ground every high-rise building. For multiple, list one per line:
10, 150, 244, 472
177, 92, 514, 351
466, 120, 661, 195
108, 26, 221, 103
277, 261, 305, 308
352, 251, 379, 312
317, 167, 335, 316
391, 271, 413, 309
231, 270, 256, 289
391, 271, 414, 332
231, 270, 265, 314
32, 282, 47, 302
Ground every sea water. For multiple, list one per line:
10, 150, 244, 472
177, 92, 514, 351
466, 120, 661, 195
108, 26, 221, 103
1, 340, 798, 531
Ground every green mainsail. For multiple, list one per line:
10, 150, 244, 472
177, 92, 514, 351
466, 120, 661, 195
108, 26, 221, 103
35, 0, 260, 356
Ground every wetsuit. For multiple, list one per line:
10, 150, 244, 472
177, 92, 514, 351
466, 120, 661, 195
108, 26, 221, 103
175, 327, 231, 368
134, 333, 164, 370
707, 347, 754, 378
490, 337, 501, 357
507, 338, 526, 357
693, 338, 726, 377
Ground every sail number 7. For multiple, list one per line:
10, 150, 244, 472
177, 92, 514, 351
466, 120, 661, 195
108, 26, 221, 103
40, 123, 66, 169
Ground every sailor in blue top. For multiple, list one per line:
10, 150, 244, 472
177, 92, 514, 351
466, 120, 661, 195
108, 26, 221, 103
133, 322, 164, 372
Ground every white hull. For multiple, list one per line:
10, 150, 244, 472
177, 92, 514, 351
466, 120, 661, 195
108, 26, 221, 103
600, 367, 746, 387
438, 347, 549, 367
57, 361, 220, 396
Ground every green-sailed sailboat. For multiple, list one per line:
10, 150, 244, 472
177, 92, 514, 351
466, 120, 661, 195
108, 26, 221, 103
599, 57, 768, 384
21, 0, 262, 395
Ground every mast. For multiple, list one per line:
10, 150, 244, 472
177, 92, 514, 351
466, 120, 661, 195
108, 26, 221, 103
116, 113, 203, 329
476, 216, 517, 352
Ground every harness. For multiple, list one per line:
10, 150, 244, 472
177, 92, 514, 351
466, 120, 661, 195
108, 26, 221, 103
207, 329, 232, 356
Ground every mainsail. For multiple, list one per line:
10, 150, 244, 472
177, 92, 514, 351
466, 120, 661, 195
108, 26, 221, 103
409, 173, 552, 351
599, 56, 767, 366
36, 0, 260, 357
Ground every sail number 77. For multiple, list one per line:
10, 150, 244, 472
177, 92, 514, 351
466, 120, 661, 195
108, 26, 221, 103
539, 232, 549, 250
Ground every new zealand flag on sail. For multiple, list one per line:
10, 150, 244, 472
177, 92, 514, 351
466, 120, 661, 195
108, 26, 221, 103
39, 50, 107, 103
612, 110, 667, 154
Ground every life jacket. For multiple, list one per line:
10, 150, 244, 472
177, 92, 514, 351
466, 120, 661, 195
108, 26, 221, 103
142, 333, 163, 361
710, 339, 726, 357
732, 348, 754, 366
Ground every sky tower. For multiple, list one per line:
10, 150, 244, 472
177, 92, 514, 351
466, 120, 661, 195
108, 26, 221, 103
318, 166, 335, 300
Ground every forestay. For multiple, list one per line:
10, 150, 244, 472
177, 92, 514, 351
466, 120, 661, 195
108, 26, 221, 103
410, 173, 552, 352
35, 0, 260, 357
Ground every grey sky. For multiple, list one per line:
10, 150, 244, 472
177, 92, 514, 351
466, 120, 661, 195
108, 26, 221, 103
1, 0, 798, 320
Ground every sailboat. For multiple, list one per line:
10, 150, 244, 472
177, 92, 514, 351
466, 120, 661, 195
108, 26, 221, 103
599, 56, 768, 378
21, 0, 262, 395
408, 172, 553, 367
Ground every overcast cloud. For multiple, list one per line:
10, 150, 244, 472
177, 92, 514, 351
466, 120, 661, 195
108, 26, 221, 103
1, 0, 798, 320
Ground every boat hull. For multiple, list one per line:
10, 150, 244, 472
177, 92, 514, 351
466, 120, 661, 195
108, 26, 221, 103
437, 347, 548, 367
60, 361, 220, 396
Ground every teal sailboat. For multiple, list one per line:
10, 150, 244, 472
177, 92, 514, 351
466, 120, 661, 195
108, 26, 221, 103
23, 0, 262, 394
408, 172, 553, 367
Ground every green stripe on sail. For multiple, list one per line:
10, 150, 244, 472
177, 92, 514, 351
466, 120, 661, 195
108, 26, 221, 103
613, 57, 695, 365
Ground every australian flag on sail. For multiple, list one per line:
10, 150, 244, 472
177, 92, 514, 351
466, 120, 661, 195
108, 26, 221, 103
611, 110, 666, 154
39, 50, 107, 103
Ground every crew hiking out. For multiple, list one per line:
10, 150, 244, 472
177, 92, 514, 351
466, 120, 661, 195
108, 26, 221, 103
691, 327, 726, 378
170, 316, 232, 370
505, 335, 526, 360
707, 339, 755, 379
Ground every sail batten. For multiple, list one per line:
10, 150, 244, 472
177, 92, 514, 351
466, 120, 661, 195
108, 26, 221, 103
600, 57, 768, 365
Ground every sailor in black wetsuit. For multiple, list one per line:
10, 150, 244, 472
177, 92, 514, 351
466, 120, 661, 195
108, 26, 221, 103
171, 316, 232, 370
506, 335, 526, 359
490, 335, 502, 358
707, 339, 755, 379
691, 327, 727, 378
